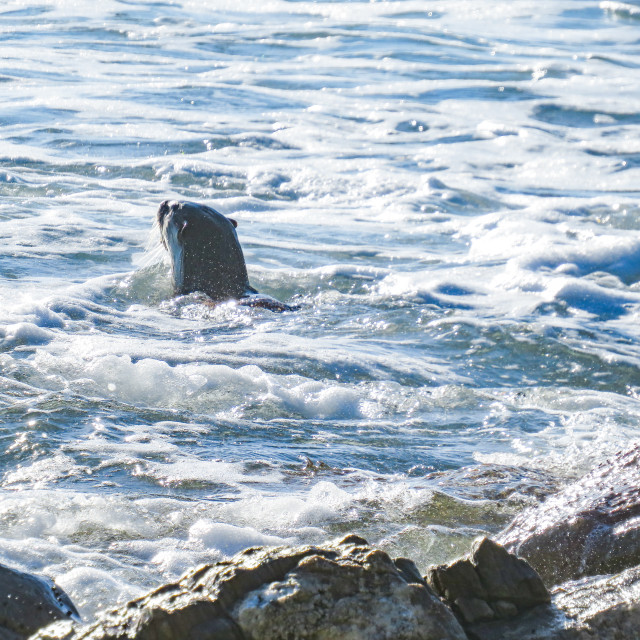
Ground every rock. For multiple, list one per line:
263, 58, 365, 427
554, 565, 640, 639
554, 564, 640, 639
427, 559, 487, 603
32, 535, 468, 640
426, 537, 549, 625
452, 598, 494, 624
497, 442, 640, 585
471, 537, 549, 608
0, 562, 78, 639
465, 564, 640, 640
492, 600, 517, 618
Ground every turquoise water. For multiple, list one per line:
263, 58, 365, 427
2, 0, 640, 619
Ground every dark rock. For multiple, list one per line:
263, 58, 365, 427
497, 442, 640, 585
466, 564, 640, 640
32, 536, 468, 640
471, 537, 549, 608
394, 557, 428, 586
453, 598, 494, 624
0, 562, 78, 639
464, 603, 558, 640
427, 559, 487, 603
426, 537, 549, 625
492, 600, 518, 618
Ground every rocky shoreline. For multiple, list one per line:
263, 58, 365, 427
5, 442, 640, 640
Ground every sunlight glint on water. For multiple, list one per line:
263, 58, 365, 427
1, 0, 640, 620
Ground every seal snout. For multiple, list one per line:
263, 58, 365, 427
157, 199, 179, 228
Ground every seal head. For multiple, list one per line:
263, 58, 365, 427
157, 200, 296, 311
157, 200, 255, 302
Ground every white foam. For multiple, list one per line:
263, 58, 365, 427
3, 0, 640, 625
55, 567, 144, 619
21, 347, 437, 419
3, 454, 90, 489
214, 480, 366, 532
0, 300, 66, 348
0, 322, 56, 348
189, 521, 288, 556
543, 278, 638, 317
139, 459, 262, 487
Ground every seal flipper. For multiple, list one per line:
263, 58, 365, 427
239, 293, 299, 312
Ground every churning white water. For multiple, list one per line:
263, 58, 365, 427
1, 0, 640, 620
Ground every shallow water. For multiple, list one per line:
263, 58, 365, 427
2, 0, 640, 620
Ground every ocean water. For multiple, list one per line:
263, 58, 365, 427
2, 0, 640, 621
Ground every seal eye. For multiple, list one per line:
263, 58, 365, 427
177, 220, 188, 243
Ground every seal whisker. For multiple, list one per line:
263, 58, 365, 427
137, 242, 167, 269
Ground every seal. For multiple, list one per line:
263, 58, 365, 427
156, 200, 295, 312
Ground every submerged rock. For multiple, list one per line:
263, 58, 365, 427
426, 537, 549, 625
0, 562, 78, 639
32, 535, 468, 640
497, 442, 640, 585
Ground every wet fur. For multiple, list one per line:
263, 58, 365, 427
157, 200, 295, 312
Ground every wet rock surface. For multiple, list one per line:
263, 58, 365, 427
31, 539, 640, 640
31, 535, 467, 640
466, 564, 640, 640
497, 442, 640, 585
426, 537, 549, 625
24, 445, 640, 640
0, 562, 78, 640
554, 565, 640, 640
